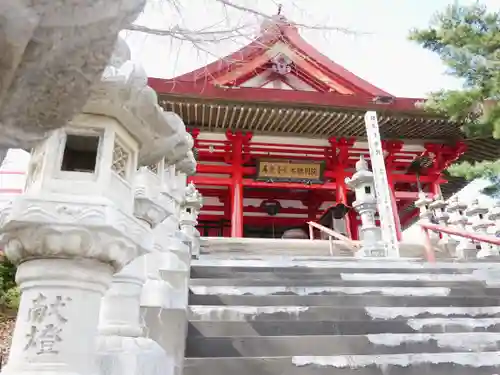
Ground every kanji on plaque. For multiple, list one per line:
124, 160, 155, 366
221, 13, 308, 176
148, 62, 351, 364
24, 293, 71, 355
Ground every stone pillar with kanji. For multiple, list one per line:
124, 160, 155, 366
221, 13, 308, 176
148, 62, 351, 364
0, 39, 184, 375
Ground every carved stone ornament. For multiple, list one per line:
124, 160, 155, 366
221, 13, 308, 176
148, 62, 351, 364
182, 182, 203, 211
0, 196, 152, 270
83, 51, 193, 166
0, 0, 146, 161
175, 149, 197, 176
134, 167, 172, 228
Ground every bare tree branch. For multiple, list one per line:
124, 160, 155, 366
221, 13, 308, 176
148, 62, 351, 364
125, 0, 361, 41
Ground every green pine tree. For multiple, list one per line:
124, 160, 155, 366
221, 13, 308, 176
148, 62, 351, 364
409, 3, 500, 196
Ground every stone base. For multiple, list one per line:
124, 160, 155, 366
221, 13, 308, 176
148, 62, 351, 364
356, 244, 386, 258
96, 336, 171, 375
477, 245, 500, 260
455, 243, 479, 260
140, 307, 187, 375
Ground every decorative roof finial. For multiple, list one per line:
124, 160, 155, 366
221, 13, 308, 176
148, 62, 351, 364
277, 4, 283, 15
355, 155, 368, 172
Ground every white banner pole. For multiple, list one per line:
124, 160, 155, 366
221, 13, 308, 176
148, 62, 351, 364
364, 111, 400, 257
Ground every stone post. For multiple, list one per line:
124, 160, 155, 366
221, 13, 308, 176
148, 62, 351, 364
415, 192, 434, 224
447, 197, 477, 260
179, 183, 203, 259
488, 201, 500, 235
345, 156, 385, 257
428, 195, 456, 252
140, 151, 197, 375
415, 191, 439, 240
466, 199, 498, 259
0, 111, 152, 375
96, 166, 172, 375
488, 201, 500, 256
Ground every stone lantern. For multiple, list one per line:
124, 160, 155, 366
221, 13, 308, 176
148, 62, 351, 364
180, 182, 203, 258
466, 199, 498, 259
0, 42, 179, 375
415, 192, 434, 223
488, 201, 500, 236
91, 47, 197, 375
447, 196, 477, 259
428, 195, 456, 250
345, 156, 384, 257
415, 192, 440, 243
139, 147, 198, 375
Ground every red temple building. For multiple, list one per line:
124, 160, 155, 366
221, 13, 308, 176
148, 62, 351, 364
148, 14, 497, 240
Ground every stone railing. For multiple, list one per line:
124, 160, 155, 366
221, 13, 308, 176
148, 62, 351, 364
417, 194, 500, 261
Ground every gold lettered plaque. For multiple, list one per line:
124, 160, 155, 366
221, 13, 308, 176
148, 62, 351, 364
256, 159, 325, 183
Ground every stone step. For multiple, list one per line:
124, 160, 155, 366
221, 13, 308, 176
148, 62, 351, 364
191, 265, 480, 278
185, 332, 500, 357
188, 305, 500, 322
183, 352, 500, 375
190, 277, 486, 288
188, 318, 500, 337
189, 284, 500, 297
188, 293, 500, 307
191, 257, 499, 270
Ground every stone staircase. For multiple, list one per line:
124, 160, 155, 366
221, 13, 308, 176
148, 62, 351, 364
184, 256, 500, 375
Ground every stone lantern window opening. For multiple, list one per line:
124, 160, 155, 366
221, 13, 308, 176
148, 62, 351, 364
60, 132, 100, 173
364, 186, 371, 194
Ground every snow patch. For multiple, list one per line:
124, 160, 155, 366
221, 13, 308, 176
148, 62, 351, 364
341, 273, 480, 282
189, 305, 309, 321
292, 351, 500, 368
193, 256, 499, 270
189, 285, 451, 297
408, 318, 500, 330
366, 306, 500, 320
367, 332, 500, 351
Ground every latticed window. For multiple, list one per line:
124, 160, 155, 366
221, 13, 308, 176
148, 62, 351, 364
111, 140, 129, 178
148, 162, 159, 174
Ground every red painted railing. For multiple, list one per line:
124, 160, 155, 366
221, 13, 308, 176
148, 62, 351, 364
420, 221, 500, 263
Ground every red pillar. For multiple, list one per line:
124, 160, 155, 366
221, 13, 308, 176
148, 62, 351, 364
348, 211, 359, 240
335, 180, 353, 239
383, 141, 404, 242
226, 131, 252, 237
389, 181, 403, 241
329, 137, 355, 239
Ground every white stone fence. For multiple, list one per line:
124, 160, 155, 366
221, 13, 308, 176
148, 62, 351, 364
417, 194, 500, 261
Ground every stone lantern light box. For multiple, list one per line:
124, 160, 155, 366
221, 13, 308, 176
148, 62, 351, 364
25, 112, 139, 214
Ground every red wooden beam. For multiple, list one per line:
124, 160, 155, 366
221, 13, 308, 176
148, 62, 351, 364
188, 176, 232, 186
242, 179, 337, 190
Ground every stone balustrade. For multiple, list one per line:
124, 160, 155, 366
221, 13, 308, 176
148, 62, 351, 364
417, 194, 500, 261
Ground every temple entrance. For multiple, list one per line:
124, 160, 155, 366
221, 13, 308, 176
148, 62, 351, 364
244, 224, 290, 239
